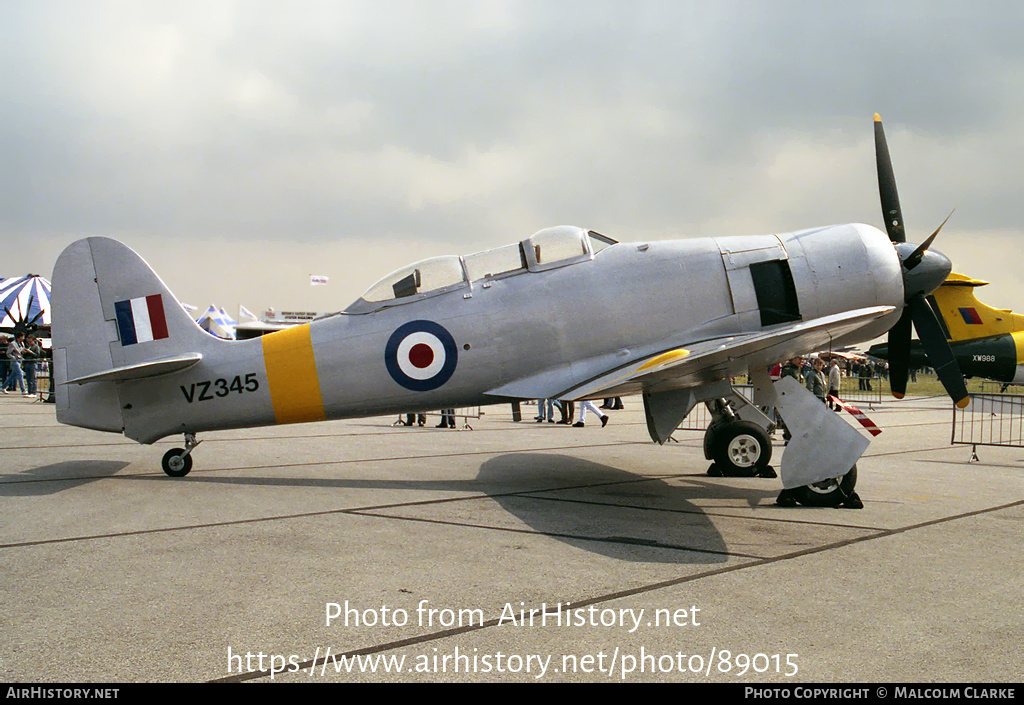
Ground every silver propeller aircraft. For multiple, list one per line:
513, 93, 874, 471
50, 115, 969, 507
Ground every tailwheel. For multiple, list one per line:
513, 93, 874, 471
708, 420, 772, 477
794, 465, 860, 508
162, 448, 192, 477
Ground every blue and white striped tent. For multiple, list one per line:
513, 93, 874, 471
218, 306, 237, 329
0, 275, 51, 332
195, 304, 236, 340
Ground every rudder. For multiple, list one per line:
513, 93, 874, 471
51, 237, 214, 434
930, 272, 1024, 342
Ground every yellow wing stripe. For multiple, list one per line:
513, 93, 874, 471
637, 348, 690, 372
261, 324, 326, 424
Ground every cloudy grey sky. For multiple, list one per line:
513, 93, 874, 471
3, 0, 1023, 319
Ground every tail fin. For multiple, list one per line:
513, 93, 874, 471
929, 272, 1024, 342
51, 237, 212, 434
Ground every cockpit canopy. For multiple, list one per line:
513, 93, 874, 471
344, 226, 616, 314
360, 255, 466, 304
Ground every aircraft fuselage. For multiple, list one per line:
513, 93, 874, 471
54, 223, 903, 444
871, 332, 1024, 385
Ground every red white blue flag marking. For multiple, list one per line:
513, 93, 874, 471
115, 294, 169, 346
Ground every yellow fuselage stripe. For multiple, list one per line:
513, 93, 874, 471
261, 324, 326, 424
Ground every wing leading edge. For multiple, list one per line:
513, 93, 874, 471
485, 305, 896, 402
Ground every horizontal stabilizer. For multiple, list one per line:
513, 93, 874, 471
65, 353, 203, 385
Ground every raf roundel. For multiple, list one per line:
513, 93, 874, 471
385, 320, 458, 391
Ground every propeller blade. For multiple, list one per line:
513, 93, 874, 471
908, 294, 970, 407
887, 308, 913, 398
874, 113, 906, 243
903, 210, 954, 270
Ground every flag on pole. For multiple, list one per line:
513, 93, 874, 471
238, 305, 258, 323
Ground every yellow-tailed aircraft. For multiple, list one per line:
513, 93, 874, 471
870, 272, 1024, 386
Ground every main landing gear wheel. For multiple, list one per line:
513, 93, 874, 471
794, 465, 859, 508
161, 448, 193, 477
708, 421, 772, 477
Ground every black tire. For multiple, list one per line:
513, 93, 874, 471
711, 421, 772, 477
162, 448, 193, 477
703, 424, 719, 460
794, 465, 857, 507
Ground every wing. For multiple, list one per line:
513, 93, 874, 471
485, 305, 896, 401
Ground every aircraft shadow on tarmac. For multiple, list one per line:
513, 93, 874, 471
123, 452, 780, 564
475, 453, 752, 564
0, 460, 131, 496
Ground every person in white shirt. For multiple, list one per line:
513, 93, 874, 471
827, 359, 842, 410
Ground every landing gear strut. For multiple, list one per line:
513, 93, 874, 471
161, 433, 201, 477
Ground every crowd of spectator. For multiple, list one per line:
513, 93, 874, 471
1, 332, 47, 398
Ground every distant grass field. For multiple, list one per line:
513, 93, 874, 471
734, 372, 1021, 399
872, 372, 1022, 398
847, 370, 1024, 399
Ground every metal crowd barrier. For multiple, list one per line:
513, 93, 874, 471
35, 360, 51, 395
980, 380, 1023, 395
952, 393, 1024, 460
393, 406, 482, 430
839, 376, 883, 405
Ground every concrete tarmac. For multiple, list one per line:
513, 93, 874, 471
1, 395, 1020, 683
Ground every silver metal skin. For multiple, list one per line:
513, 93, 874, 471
51, 222, 906, 489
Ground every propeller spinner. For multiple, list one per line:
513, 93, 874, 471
874, 114, 970, 408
